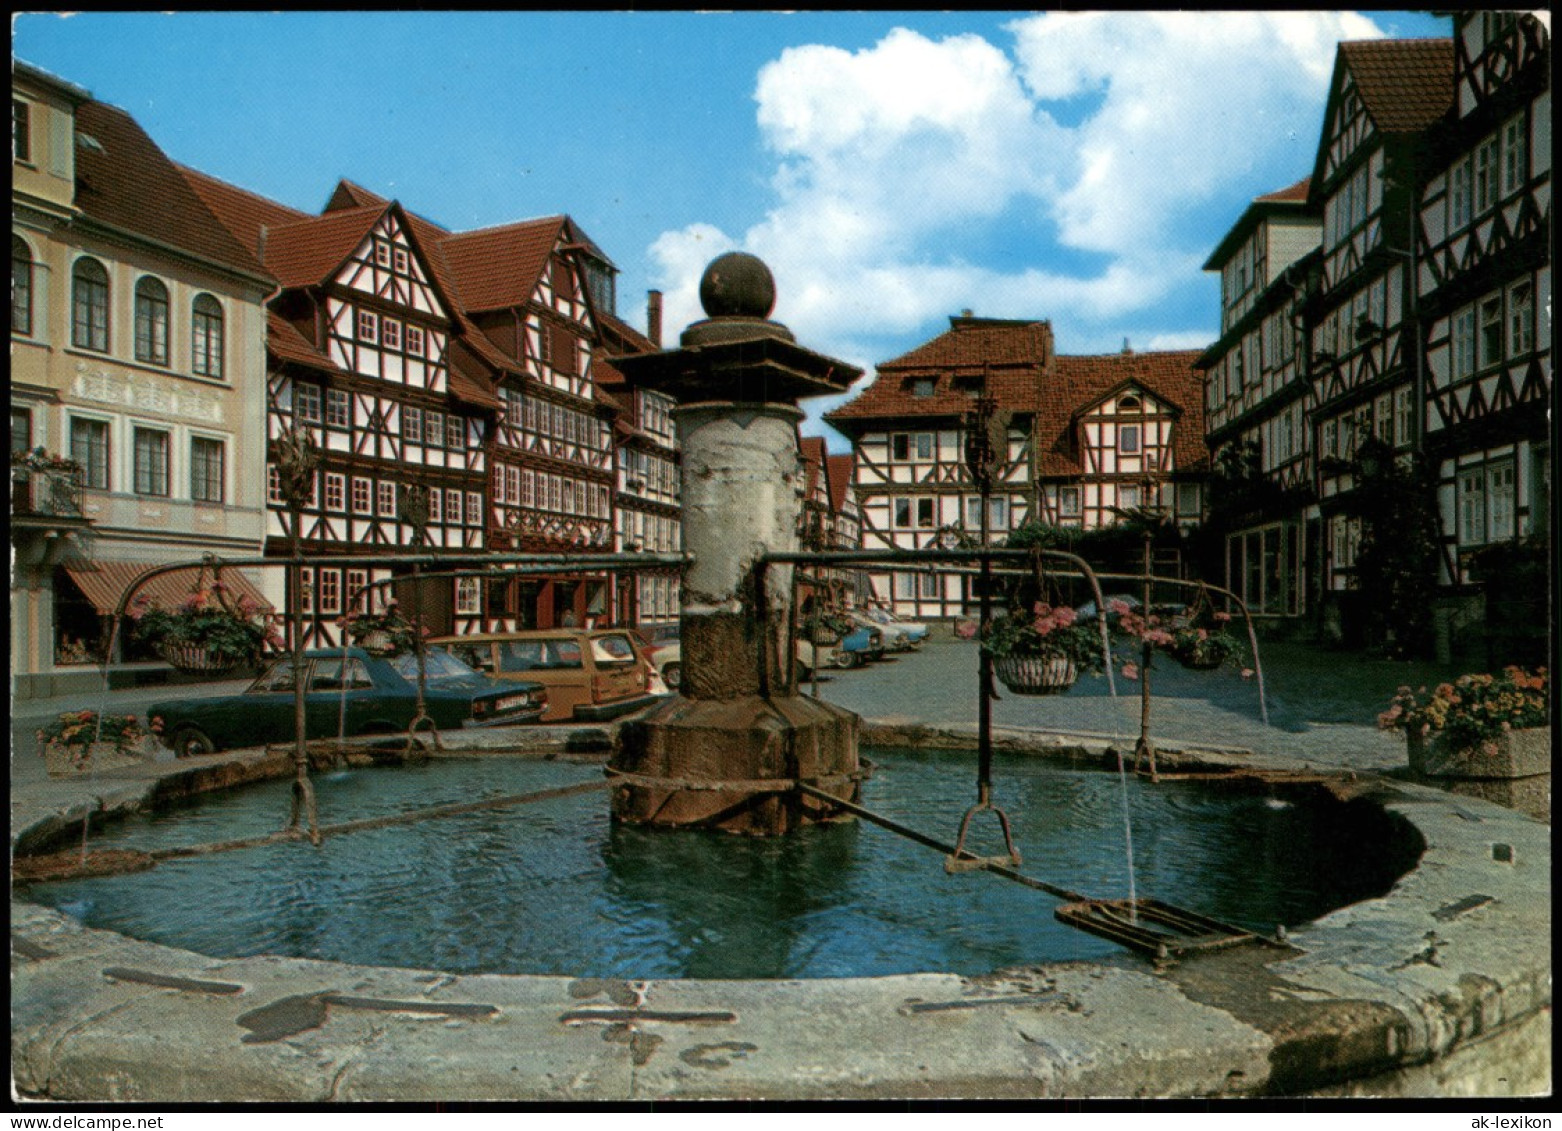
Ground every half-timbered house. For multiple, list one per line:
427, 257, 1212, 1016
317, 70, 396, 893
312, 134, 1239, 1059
187, 173, 498, 646
595, 306, 682, 628
1198, 178, 1322, 620
825, 316, 1208, 619
438, 215, 619, 630
1416, 12, 1550, 615
1033, 349, 1209, 534
1305, 38, 1453, 600
825, 316, 1042, 619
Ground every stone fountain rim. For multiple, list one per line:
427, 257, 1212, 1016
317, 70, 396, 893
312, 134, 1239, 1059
10, 722, 1551, 1101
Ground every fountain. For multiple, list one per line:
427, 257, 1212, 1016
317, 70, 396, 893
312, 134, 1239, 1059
8, 256, 1551, 1100
607, 252, 863, 834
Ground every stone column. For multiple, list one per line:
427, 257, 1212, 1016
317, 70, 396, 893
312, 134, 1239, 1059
607, 253, 862, 835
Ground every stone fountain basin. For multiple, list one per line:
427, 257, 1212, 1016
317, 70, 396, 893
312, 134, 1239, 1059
9, 724, 1551, 1101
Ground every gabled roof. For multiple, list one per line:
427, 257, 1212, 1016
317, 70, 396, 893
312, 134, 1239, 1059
1035, 351, 1209, 477
824, 453, 856, 514
436, 213, 615, 315
1309, 37, 1453, 199
261, 204, 385, 290
1338, 38, 1453, 135
325, 178, 390, 213
824, 317, 1051, 432
72, 101, 268, 280
1203, 176, 1318, 271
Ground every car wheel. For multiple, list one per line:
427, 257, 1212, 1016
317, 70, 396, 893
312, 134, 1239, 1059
834, 651, 861, 670
663, 662, 682, 691
170, 725, 216, 759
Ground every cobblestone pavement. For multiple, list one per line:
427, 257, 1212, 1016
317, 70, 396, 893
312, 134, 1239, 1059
10, 632, 1479, 792
804, 630, 1478, 775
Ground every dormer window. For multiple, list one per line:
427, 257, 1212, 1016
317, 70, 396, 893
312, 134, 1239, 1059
953, 375, 983, 396
912, 378, 936, 397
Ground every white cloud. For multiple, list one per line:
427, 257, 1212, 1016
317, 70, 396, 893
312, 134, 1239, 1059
648, 12, 1394, 430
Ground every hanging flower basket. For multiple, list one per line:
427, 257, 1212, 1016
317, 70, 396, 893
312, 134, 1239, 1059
357, 629, 394, 655
37, 711, 150, 778
994, 654, 1079, 696
158, 642, 244, 676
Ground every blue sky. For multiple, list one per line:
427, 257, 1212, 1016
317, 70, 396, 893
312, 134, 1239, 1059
14, 10, 1450, 449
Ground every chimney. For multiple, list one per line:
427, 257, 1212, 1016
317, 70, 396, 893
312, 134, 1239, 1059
1122, 337, 1133, 355
647, 290, 663, 348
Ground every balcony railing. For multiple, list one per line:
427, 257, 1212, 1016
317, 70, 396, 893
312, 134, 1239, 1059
11, 467, 87, 518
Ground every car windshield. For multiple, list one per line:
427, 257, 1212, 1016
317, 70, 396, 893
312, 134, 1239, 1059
394, 649, 482, 682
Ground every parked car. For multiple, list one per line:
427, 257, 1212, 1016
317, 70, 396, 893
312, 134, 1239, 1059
833, 625, 885, 668
148, 647, 547, 758
431, 629, 660, 723
852, 608, 928, 651
638, 623, 682, 691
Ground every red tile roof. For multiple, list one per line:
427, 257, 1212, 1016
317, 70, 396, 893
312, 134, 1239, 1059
825, 318, 1052, 431
261, 204, 384, 290
824, 453, 856, 514
179, 163, 310, 263
73, 102, 268, 279
1035, 351, 1210, 477
826, 316, 1207, 478
1256, 176, 1311, 203
438, 216, 568, 314
1338, 38, 1453, 134
325, 179, 390, 213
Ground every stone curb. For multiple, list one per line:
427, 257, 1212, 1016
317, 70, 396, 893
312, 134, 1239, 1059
10, 722, 1552, 1101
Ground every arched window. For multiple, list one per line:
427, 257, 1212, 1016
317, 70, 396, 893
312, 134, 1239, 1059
1118, 395, 1141, 412
72, 257, 110, 351
134, 276, 169, 365
191, 293, 224, 377
11, 235, 31, 336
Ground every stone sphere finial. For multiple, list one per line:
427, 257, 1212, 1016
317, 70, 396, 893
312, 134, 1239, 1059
699, 252, 776, 319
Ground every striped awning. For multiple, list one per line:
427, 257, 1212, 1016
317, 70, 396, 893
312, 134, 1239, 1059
62, 561, 273, 617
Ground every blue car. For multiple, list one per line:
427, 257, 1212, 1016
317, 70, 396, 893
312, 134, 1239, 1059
832, 625, 885, 669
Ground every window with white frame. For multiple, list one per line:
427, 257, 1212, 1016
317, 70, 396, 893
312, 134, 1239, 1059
1474, 135, 1499, 214
1059, 485, 1081, 517
351, 477, 371, 514
1375, 394, 1393, 444
326, 389, 350, 428
401, 405, 422, 441
1322, 418, 1338, 459
318, 569, 341, 615
1479, 295, 1504, 369
446, 488, 462, 525
1488, 461, 1516, 542
1449, 158, 1472, 231
357, 309, 377, 343
294, 383, 322, 423
267, 465, 282, 504
1395, 387, 1413, 448
425, 410, 444, 447
376, 480, 396, 517
456, 577, 481, 615
381, 318, 400, 352
894, 572, 915, 599
404, 325, 424, 356
1458, 467, 1487, 545
1502, 114, 1528, 196
1508, 281, 1534, 356
324, 472, 345, 511
467, 491, 481, 524
894, 497, 912, 528
522, 469, 535, 507
1118, 424, 1141, 454
72, 258, 110, 352
12, 235, 32, 336
447, 415, 463, 450
989, 497, 1007, 531
1118, 484, 1141, 511
427, 487, 441, 523
346, 569, 368, 613
1451, 307, 1477, 379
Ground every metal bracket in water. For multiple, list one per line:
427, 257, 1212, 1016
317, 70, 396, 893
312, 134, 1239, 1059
1054, 898, 1289, 960
945, 800, 1022, 873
